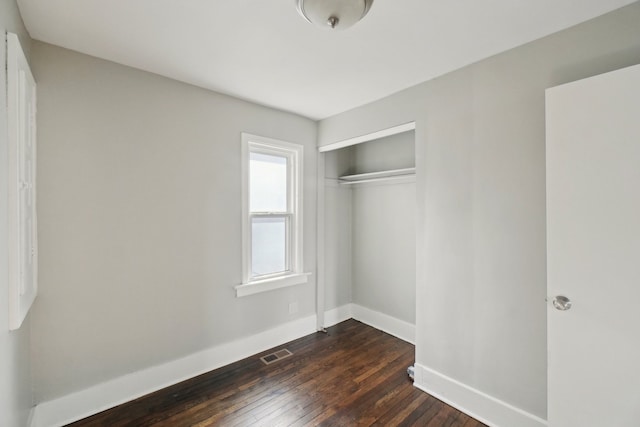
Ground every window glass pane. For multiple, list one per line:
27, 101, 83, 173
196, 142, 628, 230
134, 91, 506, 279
252, 217, 287, 276
250, 152, 287, 212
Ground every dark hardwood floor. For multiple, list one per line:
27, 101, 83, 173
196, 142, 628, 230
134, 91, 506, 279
68, 320, 487, 426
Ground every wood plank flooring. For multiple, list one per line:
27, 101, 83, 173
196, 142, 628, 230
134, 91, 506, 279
68, 320, 487, 426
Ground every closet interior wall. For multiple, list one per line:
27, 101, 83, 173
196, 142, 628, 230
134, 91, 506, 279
324, 131, 416, 327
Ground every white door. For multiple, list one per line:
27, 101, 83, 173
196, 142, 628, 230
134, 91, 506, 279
546, 64, 640, 427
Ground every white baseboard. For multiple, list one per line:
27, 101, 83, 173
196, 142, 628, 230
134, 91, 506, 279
323, 304, 354, 327
30, 314, 317, 427
351, 304, 415, 344
414, 363, 547, 427
29, 309, 542, 427
323, 303, 415, 345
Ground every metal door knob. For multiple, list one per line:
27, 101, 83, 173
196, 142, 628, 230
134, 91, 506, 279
552, 295, 572, 311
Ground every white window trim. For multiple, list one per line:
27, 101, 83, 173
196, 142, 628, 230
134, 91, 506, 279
7, 33, 38, 330
237, 133, 308, 297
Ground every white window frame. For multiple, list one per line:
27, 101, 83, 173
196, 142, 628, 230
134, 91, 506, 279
7, 32, 38, 330
236, 133, 308, 297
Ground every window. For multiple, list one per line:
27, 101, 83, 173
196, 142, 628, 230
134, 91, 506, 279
237, 133, 308, 297
7, 32, 38, 330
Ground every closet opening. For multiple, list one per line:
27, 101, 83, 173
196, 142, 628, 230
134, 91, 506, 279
317, 123, 417, 344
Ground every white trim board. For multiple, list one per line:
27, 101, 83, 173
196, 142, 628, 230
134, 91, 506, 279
414, 364, 547, 427
323, 304, 415, 345
316, 151, 326, 331
326, 175, 416, 188
324, 304, 354, 327
318, 122, 416, 153
352, 304, 415, 344
30, 315, 318, 427
339, 174, 416, 187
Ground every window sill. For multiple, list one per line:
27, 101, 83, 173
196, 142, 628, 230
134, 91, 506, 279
235, 272, 311, 297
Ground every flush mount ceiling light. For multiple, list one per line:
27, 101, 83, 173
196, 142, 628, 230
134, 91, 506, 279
296, 0, 374, 30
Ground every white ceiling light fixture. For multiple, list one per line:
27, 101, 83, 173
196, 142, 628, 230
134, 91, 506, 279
296, 0, 374, 30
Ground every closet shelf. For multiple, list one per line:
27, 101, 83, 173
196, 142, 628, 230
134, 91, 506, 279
338, 167, 416, 185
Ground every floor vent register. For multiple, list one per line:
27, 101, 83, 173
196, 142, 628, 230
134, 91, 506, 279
260, 349, 293, 365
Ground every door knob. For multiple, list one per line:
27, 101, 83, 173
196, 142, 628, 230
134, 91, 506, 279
552, 295, 572, 311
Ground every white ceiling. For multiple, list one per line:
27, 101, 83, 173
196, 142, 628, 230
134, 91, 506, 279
17, 0, 636, 120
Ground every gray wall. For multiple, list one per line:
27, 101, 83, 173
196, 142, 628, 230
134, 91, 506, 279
323, 150, 353, 311
31, 42, 317, 402
0, 1, 34, 425
349, 131, 415, 174
318, 3, 640, 419
352, 182, 415, 324
323, 185, 352, 311
350, 133, 416, 324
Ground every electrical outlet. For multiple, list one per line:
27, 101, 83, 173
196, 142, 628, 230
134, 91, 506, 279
288, 301, 299, 314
